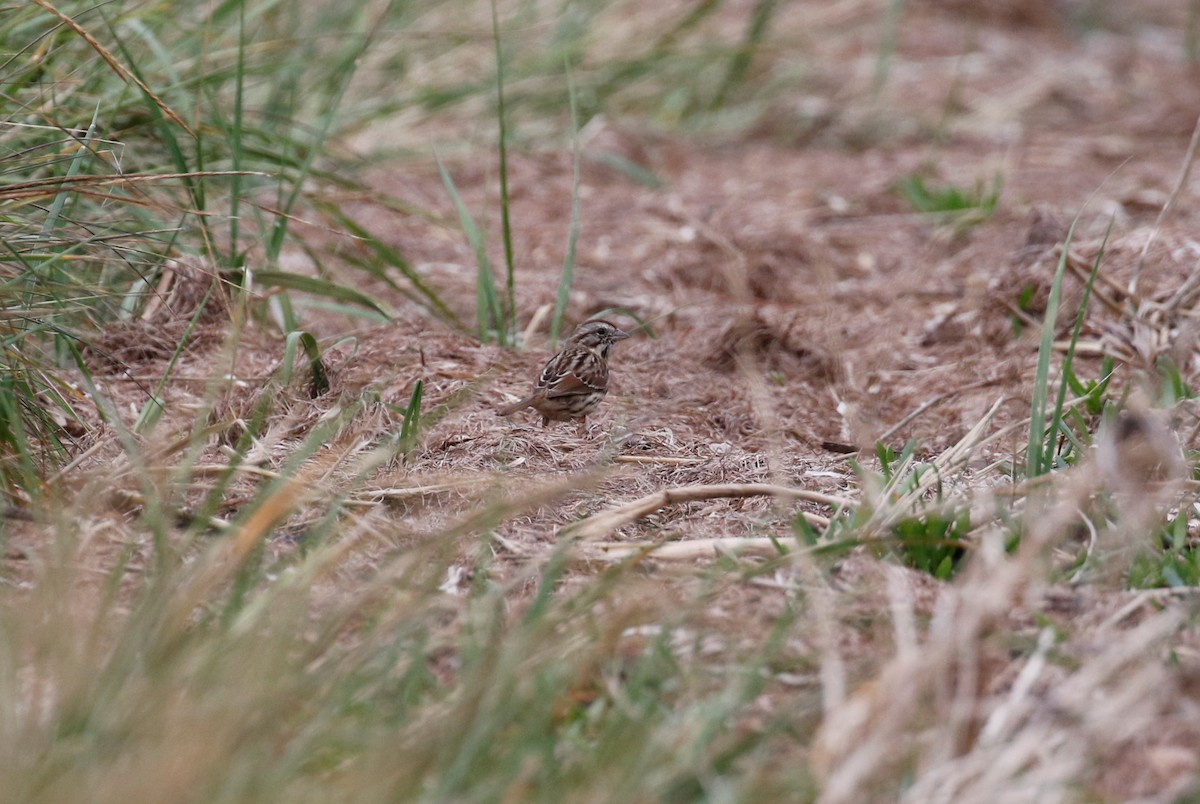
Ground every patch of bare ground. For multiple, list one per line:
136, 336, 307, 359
29, 1, 1200, 799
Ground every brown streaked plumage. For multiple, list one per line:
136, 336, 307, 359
498, 319, 631, 430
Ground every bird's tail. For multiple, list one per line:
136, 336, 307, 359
497, 397, 533, 417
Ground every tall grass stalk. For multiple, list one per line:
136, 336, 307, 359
550, 68, 583, 344
712, 0, 778, 109
227, 2, 247, 271
436, 155, 507, 344
1026, 221, 1077, 478
260, 2, 394, 298
872, 0, 907, 98
399, 379, 424, 454
39, 104, 101, 237
1042, 219, 1111, 470
1189, 0, 1200, 63
492, 0, 517, 344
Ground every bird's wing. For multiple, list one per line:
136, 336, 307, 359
540, 348, 608, 398
544, 371, 599, 398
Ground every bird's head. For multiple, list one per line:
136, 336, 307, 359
568, 319, 631, 357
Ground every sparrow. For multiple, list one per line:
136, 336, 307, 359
498, 319, 631, 431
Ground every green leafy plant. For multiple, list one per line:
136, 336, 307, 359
890, 508, 971, 580
1066, 356, 1117, 418
1010, 283, 1039, 337
1154, 356, 1196, 405
895, 173, 1001, 234
1023, 216, 1111, 478
1127, 511, 1200, 588
1034, 222, 1111, 474
398, 379, 424, 456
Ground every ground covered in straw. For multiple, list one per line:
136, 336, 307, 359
11, 2, 1200, 801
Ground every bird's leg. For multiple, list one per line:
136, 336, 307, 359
576, 417, 588, 438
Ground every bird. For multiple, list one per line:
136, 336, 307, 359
498, 319, 631, 432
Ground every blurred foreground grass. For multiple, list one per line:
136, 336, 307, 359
2, 1, 1199, 801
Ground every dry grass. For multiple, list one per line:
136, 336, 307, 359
7, 0, 1200, 801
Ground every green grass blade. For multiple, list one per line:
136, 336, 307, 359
590, 0, 724, 103
399, 379, 424, 454
584, 151, 663, 188
873, 0, 907, 97
264, 3, 397, 266
435, 154, 505, 344
133, 283, 215, 434
40, 103, 101, 236
491, 0, 516, 343
227, 2, 247, 270
102, 14, 205, 221
1026, 219, 1077, 478
254, 271, 392, 319
285, 298, 389, 324
0, 372, 50, 496
281, 330, 329, 397
313, 202, 466, 331
711, 0, 777, 109
1044, 218, 1112, 470
551, 67, 583, 344
64, 338, 174, 570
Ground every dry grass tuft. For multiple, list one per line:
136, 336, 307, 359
85, 260, 231, 374
706, 309, 841, 381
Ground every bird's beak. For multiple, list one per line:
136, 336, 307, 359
615, 329, 632, 340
